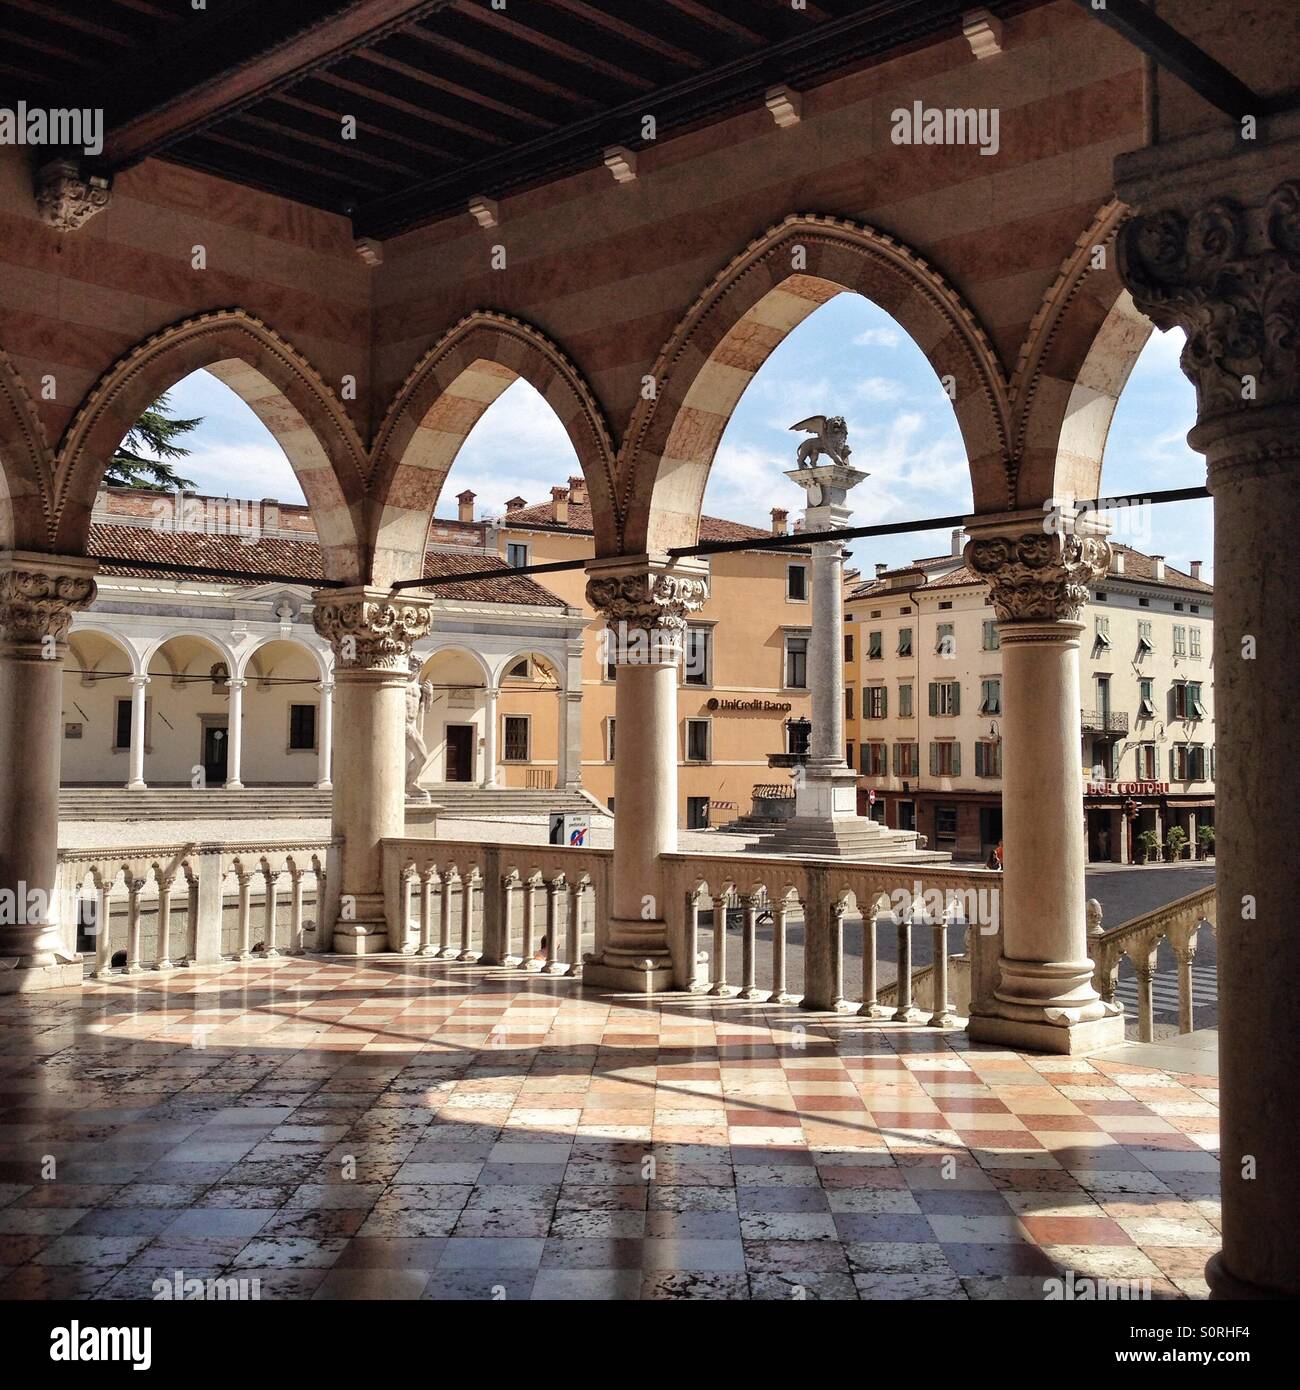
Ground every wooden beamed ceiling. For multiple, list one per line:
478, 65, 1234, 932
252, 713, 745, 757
3, 0, 1038, 238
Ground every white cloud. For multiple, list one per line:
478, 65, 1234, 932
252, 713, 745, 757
853, 376, 904, 403
853, 326, 902, 349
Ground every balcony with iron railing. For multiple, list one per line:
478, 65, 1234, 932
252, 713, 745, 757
1081, 709, 1129, 735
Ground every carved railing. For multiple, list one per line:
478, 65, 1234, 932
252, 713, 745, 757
381, 838, 611, 973
56, 839, 338, 974
1087, 887, 1215, 1042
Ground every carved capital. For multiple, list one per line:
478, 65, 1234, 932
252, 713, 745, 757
1117, 180, 1300, 422
965, 530, 1110, 624
35, 159, 112, 232
584, 558, 709, 634
311, 588, 433, 671
0, 554, 98, 646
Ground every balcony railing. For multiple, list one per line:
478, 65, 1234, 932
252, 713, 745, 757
1081, 709, 1129, 734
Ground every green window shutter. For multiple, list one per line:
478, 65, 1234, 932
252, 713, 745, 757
975, 743, 984, 777
952, 742, 961, 777
880, 687, 887, 719
929, 742, 939, 776
951, 682, 960, 716
928, 683, 938, 716
891, 742, 900, 775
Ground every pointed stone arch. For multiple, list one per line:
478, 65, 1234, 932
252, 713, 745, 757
1009, 201, 1156, 508
620, 213, 1013, 554
0, 344, 54, 551
52, 309, 368, 582
368, 311, 618, 587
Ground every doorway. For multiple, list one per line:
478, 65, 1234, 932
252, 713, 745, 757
202, 725, 229, 786
445, 724, 475, 783
979, 805, 1003, 862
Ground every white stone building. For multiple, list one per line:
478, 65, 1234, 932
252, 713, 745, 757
846, 531, 1215, 863
62, 488, 587, 793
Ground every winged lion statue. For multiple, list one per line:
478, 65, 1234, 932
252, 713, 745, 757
790, 415, 852, 469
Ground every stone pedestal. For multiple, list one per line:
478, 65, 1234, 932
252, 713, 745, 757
1116, 125, 1300, 1299
584, 554, 708, 991
963, 516, 1124, 1055
0, 553, 98, 992
313, 587, 433, 955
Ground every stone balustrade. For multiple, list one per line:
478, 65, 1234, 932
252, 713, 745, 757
1087, 887, 1216, 1043
56, 839, 338, 973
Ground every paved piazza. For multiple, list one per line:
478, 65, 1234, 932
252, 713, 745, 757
0, 959, 1220, 1301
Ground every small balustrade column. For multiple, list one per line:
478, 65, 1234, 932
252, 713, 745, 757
928, 908, 958, 1028
124, 876, 145, 973
234, 865, 253, 960
565, 880, 583, 978
583, 555, 709, 991
684, 888, 708, 993
892, 914, 915, 1023
91, 874, 113, 977
438, 870, 455, 957
0, 553, 98, 992
1174, 943, 1197, 1036
521, 875, 539, 969
262, 864, 280, 956
156, 874, 175, 970
963, 517, 1123, 1054
459, 872, 477, 960
288, 868, 306, 955
312, 588, 434, 954
708, 898, 731, 997
1116, 157, 1300, 1297
738, 895, 762, 1001
859, 899, 889, 1019
769, 895, 794, 1005
544, 876, 566, 974
1133, 951, 1158, 1045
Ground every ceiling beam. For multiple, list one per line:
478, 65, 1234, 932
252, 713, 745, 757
97, 0, 458, 168
1071, 0, 1266, 120
543, 0, 708, 70
401, 22, 598, 106
354, 46, 557, 129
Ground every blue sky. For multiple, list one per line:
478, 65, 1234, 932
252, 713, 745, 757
159, 292, 1212, 579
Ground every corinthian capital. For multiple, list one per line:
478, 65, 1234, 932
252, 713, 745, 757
311, 587, 433, 671
964, 524, 1110, 625
584, 555, 709, 633
0, 553, 98, 647
1117, 180, 1300, 422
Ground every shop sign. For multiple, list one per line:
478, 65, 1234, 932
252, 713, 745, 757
1086, 780, 1169, 796
705, 698, 792, 713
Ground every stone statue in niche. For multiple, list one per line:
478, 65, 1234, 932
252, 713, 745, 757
405, 660, 435, 800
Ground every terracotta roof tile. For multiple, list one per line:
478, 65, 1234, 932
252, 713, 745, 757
504, 498, 798, 547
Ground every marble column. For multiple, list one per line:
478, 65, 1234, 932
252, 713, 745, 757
1116, 136, 1300, 1298
315, 679, 334, 789
558, 689, 583, 790
126, 673, 149, 790
481, 686, 499, 788
224, 677, 245, 788
312, 587, 433, 955
0, 552, 98, 992
582, 554, 708, 991
963, 516, 1124, 1054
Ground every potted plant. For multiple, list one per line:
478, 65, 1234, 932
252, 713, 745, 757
1137, 829, 1160, 865
1197, 825, 1216, 860
1165, 825, 1189, 862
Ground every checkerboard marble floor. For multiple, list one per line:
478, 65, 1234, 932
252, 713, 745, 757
0, 959, 1221, 1300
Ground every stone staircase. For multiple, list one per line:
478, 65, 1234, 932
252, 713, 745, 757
58, 785, 609, 823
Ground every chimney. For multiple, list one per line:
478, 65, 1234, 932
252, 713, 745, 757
770, 507, 789, 536
505, 495, 526, 513
1190, 559, 1202, 580
567, 475, 587, 506
1111, 549, 1125, 575
1151, 554, 1165, 581
875, 562, 888, 577
951, 528, 963, 556
456, 488, 476, 524
551, 486, 569, 524
260, 498, 280, 534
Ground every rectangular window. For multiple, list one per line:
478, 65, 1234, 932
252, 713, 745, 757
687, 796, 710, 830
604, 626, 618, 680
683, 626, 711, 686
1094, 614, 1110, 648
605, 718, 616, 762
975, 740, 1002, 777
979, 678, 1001, 715
894, 741, 919, 778
1172, 681, 1206, 720
1138, 743, 1157, 780
787, 564, 807, 601
288, 703, 317, 751
866, 686, 887, 720
929, 741, 960, 777
935, 622, 954, 655
1189, 744, 1207, 780
1173, 624, 1187, 657
685, 718, 711, 763
898, 683, 913, 719
982, 620, 1000, 651
844, 687, 855, 722
503, 715, 530, 762
867, 630, 882, 659
1138, 678, 1155, 719
928, 680, 961, 717
843, 633, 854, 663
506, 542, 529, 570
784, 635, 808, 689
897, 627, 913, 657
935, 806, 958, 842
1189, 626, 1201, 658
1138, 619, 1153, 656
861, 741, 887, 776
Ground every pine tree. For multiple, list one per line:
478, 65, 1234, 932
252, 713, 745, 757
106, 392, 202, 491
